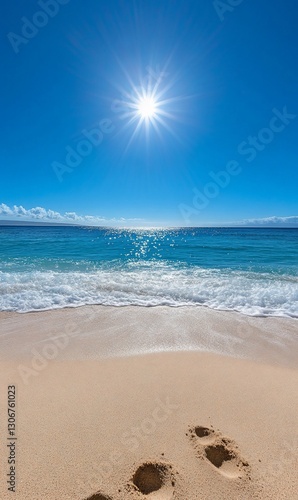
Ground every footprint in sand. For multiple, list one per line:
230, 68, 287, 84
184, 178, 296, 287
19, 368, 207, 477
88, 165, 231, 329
84, 461, 177, 499
85, 493, 112, 500
130, 461, 176, 498
189, 425, 250, 479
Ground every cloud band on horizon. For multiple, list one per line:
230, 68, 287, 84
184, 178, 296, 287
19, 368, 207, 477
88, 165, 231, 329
0, 203, 142, 226
0, 203, 297, 227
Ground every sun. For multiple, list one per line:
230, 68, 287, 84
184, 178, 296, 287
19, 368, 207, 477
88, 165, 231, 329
137, 95, 157, 119
115, 63, 183, 149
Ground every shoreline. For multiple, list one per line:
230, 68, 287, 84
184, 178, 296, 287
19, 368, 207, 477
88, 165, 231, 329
1, 300, 298, 320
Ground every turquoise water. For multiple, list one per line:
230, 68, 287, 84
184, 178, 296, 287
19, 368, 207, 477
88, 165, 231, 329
0, 226, 297, 316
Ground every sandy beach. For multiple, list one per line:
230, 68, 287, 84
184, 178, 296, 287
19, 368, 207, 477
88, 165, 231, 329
0, 306, 298, 499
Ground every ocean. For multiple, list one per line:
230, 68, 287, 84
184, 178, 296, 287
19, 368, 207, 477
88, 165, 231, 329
0, 226, 297, 317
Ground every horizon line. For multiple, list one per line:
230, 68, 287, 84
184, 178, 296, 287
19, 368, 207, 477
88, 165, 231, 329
0, 220, 298, 229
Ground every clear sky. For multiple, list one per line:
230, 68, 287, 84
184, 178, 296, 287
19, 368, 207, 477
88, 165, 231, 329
1, 0, 297, 227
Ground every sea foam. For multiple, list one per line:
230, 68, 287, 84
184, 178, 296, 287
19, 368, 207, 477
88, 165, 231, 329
0, 264, 297, 317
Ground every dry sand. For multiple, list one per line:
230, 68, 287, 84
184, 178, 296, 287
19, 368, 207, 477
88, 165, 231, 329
0, 306, 297, 499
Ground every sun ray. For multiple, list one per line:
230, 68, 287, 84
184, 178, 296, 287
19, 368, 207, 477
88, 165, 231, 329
110, 57, 190, 151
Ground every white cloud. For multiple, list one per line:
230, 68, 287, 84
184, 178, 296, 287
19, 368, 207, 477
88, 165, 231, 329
0, 203, 13, 216
239, 216, 298, 226
0, 203, 142, 226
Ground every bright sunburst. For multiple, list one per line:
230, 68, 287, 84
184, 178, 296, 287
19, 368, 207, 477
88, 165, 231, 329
137, 95, 157, 119
113, 63, 183, 150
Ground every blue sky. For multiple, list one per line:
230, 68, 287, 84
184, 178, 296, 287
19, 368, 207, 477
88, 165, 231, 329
1, 0, 297, 227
